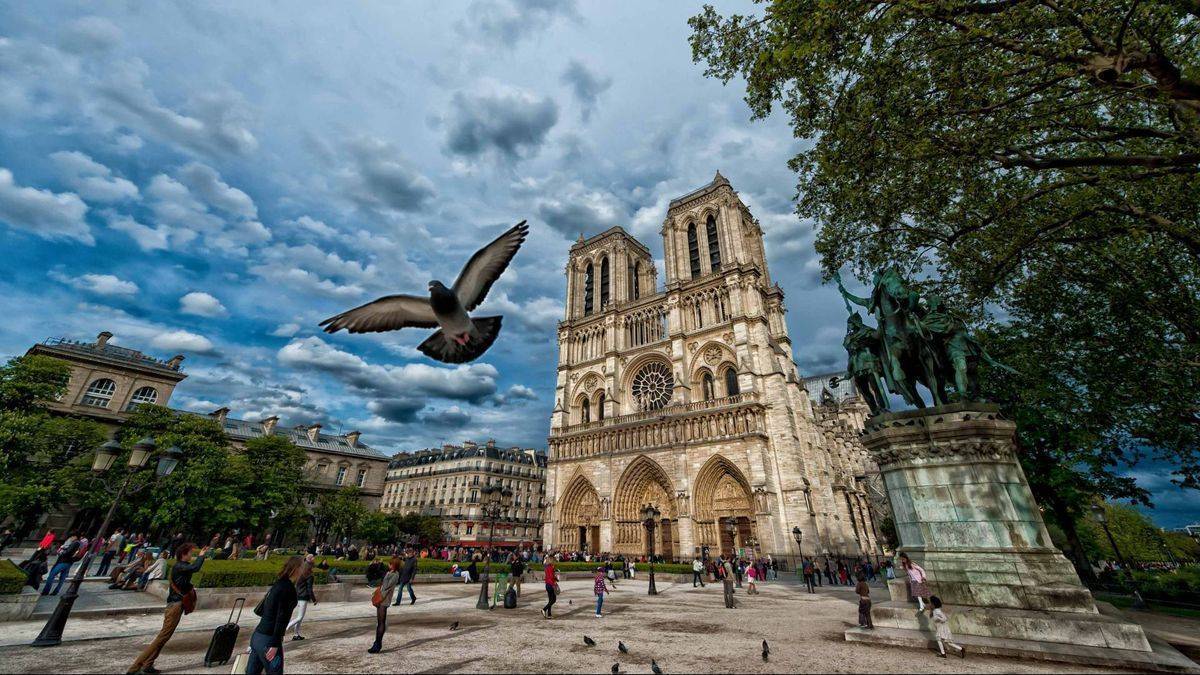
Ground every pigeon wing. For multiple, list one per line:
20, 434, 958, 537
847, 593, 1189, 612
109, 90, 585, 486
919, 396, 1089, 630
320, 294, 438, 334
452, 220, 529, 311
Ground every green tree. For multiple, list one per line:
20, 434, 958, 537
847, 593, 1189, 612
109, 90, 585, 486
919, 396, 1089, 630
386, 512, 445, 547
0, 356, 106, 536
358, 512, 395, 547
689, 0, 1199, 516
1081, 502, 1184, 564
236, 435, 309, 536
312, 487, 368, 542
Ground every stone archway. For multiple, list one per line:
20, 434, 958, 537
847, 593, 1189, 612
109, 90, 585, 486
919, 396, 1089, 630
693, 455, 757, 556
558, 474, 602, 553
612, 455, 679, 559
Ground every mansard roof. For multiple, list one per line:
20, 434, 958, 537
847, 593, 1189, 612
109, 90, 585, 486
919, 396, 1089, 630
388, 442, 547, 469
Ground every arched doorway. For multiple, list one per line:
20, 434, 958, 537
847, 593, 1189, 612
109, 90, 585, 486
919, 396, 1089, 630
558, 475, 602, 553
612, 456, 678, 559
693, 455, 757, 556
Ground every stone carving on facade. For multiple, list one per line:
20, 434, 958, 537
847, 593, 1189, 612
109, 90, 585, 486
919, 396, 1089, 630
722, 331, 734, 344
675, 491, 690, 517
600, 496, 611, 520
872, 439, 1010, 467
753, 485, 770, 514
703, 345, 723, 366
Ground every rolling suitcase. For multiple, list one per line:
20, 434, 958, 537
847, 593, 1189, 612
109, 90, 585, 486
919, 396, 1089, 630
205, 597, 245, 667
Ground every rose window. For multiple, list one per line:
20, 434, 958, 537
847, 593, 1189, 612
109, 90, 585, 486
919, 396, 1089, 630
631, 362, 674, 411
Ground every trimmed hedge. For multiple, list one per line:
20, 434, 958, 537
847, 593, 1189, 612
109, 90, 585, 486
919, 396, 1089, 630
0, 559, 24, 595
168, 558, 329, 589
531, 561, 694, 575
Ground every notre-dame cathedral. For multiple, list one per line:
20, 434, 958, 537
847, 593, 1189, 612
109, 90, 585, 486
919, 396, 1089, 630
544, 172, 882, 561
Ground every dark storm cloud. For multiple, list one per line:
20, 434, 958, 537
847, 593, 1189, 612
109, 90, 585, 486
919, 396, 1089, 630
560, 60, 611, 122
444, 89, 559, 160
461, 0, 579, 44
368, 396, 427, 423
422, 407, 472, 429
345, 137, 436, 212
536, 198, 617, 238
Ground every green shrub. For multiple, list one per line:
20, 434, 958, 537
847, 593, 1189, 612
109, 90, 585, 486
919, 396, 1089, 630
530, 561, 693, 575
167, 558, 329, 589
0, 560, 25, 595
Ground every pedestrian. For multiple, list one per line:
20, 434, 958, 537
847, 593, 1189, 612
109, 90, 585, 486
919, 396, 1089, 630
813, 560, 823, 587
899, 553, 931, 610
97, 528, 124, 578
541, 555, 559, 619
286, 559, 316, 641
593, 567, 607, 617
855, 573, 873, 629
746, 561, 759, 595
368, 557, 401, 654
721, 557, 737, 609
507, 552, 524, 600
465, 557, 478, 584
19, 549, 49, 589
929, 596, 965, 659
885, 560, 896, 580
393, 548, 418, 607
127, 543, 209, 675
734, 558, 743, 588
692, 557, 705, 587
41, 533, 81, 596
802, 558, 815, 594
246, 556, 303, 674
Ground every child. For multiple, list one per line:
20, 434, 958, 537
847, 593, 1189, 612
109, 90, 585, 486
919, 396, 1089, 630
746, 561, 759, 595
593, 567, 607, 617
855, 573, 873, 629
929, 596, 965, 659
899, 553, 931, 611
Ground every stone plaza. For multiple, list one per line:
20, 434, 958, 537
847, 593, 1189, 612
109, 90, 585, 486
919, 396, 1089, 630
5, 574, 1195, 674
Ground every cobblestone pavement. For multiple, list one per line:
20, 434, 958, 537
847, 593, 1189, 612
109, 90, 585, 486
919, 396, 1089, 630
1, 576, 1190, 674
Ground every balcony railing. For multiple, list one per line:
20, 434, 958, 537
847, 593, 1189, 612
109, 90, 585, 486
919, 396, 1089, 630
554, 392, 760, 436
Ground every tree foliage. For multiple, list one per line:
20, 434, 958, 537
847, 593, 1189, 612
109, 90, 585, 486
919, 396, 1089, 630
689, 0, 1200, 508
312, 487, 368, 542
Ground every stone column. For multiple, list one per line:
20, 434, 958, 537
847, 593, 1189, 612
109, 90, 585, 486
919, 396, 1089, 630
846, 403, 1164, 668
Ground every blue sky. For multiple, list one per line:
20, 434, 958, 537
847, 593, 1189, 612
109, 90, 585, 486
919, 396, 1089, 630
0, 2, 1192, 527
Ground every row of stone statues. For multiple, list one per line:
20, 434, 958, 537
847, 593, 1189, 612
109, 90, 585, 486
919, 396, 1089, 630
834, 267, 1007, 415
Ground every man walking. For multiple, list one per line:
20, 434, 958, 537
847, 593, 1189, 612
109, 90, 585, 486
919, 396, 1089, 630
41, 534, 81, 596
127, 543, 208, 675
393, 548, 418, 607
508, 553, 525, 599
692, 557, 705, 587
721, 557, 737, 609
802, 558, 815, 594
97, 529, 124, 578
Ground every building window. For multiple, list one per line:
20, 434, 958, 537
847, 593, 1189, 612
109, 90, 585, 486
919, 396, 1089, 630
631, 361, 674, 411
581, 395, 590, 424
584, 263, 595, 315
687, 223, 701, 279
81, 378, 117, 408
706, 214, 721, 270
724, 367, 740, 396
125, 385, 159, 410
597, 391, 606, 420
630, 261, 641, 300
466, 525, 473, 535
702, 372, 715, 401
357, 468, 367, 487
335, 466, 347, 486
600, 256, 610, 308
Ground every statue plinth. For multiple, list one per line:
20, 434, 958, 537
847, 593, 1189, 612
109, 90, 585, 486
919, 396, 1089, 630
845, 404, 1197, 672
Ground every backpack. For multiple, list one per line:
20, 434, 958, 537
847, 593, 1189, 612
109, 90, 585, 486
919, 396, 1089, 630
503, 587, 517, 609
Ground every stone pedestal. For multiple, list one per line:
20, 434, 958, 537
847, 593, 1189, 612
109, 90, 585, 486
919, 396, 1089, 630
844, 404, 1197, 672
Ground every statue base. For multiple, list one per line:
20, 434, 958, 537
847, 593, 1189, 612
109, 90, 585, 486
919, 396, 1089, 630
843, 404, 1197, 672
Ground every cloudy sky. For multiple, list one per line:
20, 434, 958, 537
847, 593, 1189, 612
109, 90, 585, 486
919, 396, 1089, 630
1, 2, 1190, 527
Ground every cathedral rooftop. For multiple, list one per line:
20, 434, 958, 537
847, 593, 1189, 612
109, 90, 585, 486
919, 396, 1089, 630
568, 225, 652, 257
667, 170, 732, 211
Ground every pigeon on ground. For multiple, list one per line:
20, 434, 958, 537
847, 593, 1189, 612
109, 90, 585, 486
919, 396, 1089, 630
761, 639, 769, 661
611, 664, 619, 674
618, 641, 629, 654
320, 221, 529, 364
651, 659, 663, 674
584, 635, 596, 647
449, 621, 459, 631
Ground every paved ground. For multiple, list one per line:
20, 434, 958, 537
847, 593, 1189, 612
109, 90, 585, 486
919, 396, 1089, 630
2, 575, 1195, 674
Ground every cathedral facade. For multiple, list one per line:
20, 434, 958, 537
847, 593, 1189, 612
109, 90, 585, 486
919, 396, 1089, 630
544, 173, 881, 561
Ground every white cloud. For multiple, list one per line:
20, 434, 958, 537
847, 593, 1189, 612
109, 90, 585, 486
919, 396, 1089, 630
144, 169, 270, 255
103, 211, 174, 251
48, 150, 139, 202
177, 161, 256, 218
50, 271, 139, 297
0, 167, 92, 244
289, 215, 338, 239
151, 329, 214, 354
270, 323, 301, 337
179, 291, 227, 317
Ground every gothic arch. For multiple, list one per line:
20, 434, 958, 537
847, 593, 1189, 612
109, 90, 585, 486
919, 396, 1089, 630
688, 340, 736, 377
558, 474, 603, 551
692, 454, 757, 555
611, 455, 680, 558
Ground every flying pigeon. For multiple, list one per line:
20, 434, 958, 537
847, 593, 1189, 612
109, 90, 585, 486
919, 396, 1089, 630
449, 621, 459, 631
761, 639, 769, 662
584, 635, 596, 647
651, 659, 663, 674
618, 641, 629, 654
320, 221, 529, 364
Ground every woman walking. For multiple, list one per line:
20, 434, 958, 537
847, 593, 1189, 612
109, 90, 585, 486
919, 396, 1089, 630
541, 556, 558, 619
368, 557, 401, 653
246, 556, 303, 674
286, 560, 316, 641
899, 553, 931, 610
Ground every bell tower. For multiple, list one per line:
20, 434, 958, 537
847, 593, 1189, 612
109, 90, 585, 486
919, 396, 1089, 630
563, 228, 657, 321
660, 171, 771, 287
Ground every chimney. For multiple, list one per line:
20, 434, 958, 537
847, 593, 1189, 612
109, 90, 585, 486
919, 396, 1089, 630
463, 440, 477, 449
306, 424, 322, 443
96, 331, 113, 347
167, 354, 184, 370
486, 439, 496, 449
345, 430, 361, 448
209, 407, 230, 423
443, 443, 454, 452
261, 416, 279, 435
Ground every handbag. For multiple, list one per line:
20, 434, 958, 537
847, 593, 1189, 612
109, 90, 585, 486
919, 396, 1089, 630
371, 587, 383, 607
171, 580, 197, 615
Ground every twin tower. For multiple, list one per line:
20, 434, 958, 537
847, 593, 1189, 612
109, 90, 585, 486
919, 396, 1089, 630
544, 172, 880, 561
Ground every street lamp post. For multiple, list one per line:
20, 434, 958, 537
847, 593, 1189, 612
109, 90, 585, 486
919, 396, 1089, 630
792, 526, 803, 575
641, 504, 660, 596
475, 484, 512, 610
33, 438, 181, 647
1091, 503, 1147, 610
